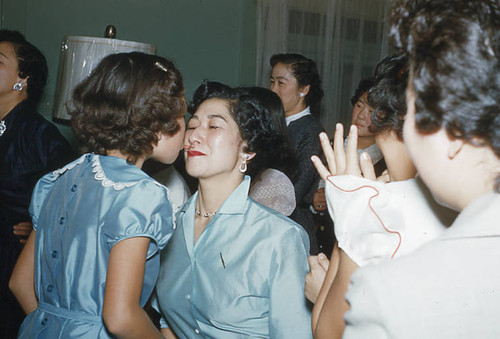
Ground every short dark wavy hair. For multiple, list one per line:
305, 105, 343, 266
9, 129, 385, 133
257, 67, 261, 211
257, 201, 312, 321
270, 53, 324, 117
69, 52, 186, 164
368, 53, 409, 140
391, 0, 500, 191
189, 81, 298, 179
237, 87, 298, 181
0, 29, 48, 104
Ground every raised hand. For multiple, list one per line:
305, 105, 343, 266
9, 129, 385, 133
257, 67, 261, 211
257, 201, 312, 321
311, 124, 376, 181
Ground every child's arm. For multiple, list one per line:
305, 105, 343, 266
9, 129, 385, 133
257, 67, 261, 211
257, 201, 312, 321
313, 250, 359, 339
161, 328, 178, 339
9, 231, 38, 314
103, 237, 164, 339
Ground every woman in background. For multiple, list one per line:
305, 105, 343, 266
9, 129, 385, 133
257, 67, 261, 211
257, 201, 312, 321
10, 52, 186, 338
155, 81, 311, 339
0, 29, 74, 338
270, 53, 325, 253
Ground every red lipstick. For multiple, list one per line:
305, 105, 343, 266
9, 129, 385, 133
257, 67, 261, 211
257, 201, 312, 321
187, 150, 206, 157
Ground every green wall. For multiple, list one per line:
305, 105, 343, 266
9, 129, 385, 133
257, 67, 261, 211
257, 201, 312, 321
1, 0, 257, 144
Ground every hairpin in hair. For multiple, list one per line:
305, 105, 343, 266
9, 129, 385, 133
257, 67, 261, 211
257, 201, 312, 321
155, 61, 168, 73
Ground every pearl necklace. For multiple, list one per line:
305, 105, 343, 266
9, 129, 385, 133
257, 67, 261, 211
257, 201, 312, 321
195, 210, 217, 218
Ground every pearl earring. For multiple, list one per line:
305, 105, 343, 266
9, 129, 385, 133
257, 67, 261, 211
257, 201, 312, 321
13, 82, 24, 91
239, 154, 250, 173
299, 92, 304, 98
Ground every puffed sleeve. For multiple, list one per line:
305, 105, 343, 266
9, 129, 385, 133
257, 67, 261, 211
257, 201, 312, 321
103, 180, 175, 259
325, 175, 403, 267
343, 267, 390, 339
29, 173, 58, 231
268, 226, 312, 339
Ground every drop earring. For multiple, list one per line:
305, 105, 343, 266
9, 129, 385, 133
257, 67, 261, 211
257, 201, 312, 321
239, 154, 250, 173
13, 82, 24, 91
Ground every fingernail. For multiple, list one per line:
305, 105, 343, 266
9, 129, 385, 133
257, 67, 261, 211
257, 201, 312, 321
350, 125, 356, 133
318, 252, 326, 260
336, 123, 342, 130
320, 132, 328, 140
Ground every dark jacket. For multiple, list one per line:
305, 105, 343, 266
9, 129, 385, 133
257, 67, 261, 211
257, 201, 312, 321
287, 114, 325, 254
0, 100, 75, 337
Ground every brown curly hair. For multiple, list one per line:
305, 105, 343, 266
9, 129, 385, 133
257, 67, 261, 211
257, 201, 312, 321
69, 52, 186, 164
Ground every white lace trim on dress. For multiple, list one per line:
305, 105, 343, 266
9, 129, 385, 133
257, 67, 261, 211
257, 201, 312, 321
91, 155, 138, 190
50, 154, 87, 179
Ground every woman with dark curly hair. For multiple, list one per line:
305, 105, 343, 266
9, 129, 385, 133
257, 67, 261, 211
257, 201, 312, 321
308, 53, 456, 338
0, 29, 74, 338
9, 52, 186, 338
342, 0, 500, 337
154, 81, 312, 339
270, 53, 325, 254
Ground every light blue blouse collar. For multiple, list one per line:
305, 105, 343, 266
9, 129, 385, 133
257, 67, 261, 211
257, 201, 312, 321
181, 175, 251, 215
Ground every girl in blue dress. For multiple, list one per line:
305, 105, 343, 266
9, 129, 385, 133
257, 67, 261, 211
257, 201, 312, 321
9, 52, 186, 338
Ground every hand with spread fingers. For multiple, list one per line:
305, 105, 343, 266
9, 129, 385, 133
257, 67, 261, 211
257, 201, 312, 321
311, 123, 376, 182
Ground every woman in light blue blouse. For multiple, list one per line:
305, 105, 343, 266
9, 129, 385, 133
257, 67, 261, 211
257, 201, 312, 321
155, 81, 312, 339
9, 52, 186, 338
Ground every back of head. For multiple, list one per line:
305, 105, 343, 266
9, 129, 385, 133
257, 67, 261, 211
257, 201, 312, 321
70, 52, 185, 164
368, 53, 409, 139
238, 86, 298, 180
0, 29, 48, 105
270, 53, 324, 116
391, 0, 500, 190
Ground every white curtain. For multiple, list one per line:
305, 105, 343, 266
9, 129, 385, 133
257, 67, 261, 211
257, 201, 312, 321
256, 0, 391, 135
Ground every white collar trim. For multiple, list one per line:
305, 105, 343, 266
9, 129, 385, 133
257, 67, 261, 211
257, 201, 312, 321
285, 106, 311, 126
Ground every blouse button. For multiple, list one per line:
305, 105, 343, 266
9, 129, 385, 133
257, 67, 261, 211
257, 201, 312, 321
46, 285, 53, 292
194, 328, 200, 334
185, 294, 191, 300
41, 317, 48, 325
71, 184, 77, 192
59, 217, 65, 225
51, 250, 58, 258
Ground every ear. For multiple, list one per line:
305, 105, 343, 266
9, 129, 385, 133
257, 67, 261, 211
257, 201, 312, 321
242, 152, 256, 161
447, 137, 465, 159
300, 84, 310, 97
18, 76, 29, 88
155, 132, 164, 144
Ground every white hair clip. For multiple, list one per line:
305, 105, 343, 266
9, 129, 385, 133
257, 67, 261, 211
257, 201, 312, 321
154, 61, 168, 72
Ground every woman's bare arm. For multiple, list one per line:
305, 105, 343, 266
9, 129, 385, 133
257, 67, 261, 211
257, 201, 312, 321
9, 231, 38, 314
311, 243, 340, 331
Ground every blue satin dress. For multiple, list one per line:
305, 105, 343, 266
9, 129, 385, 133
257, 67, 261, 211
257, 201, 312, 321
18, 154, 175, 338
154, 176, 312, 339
